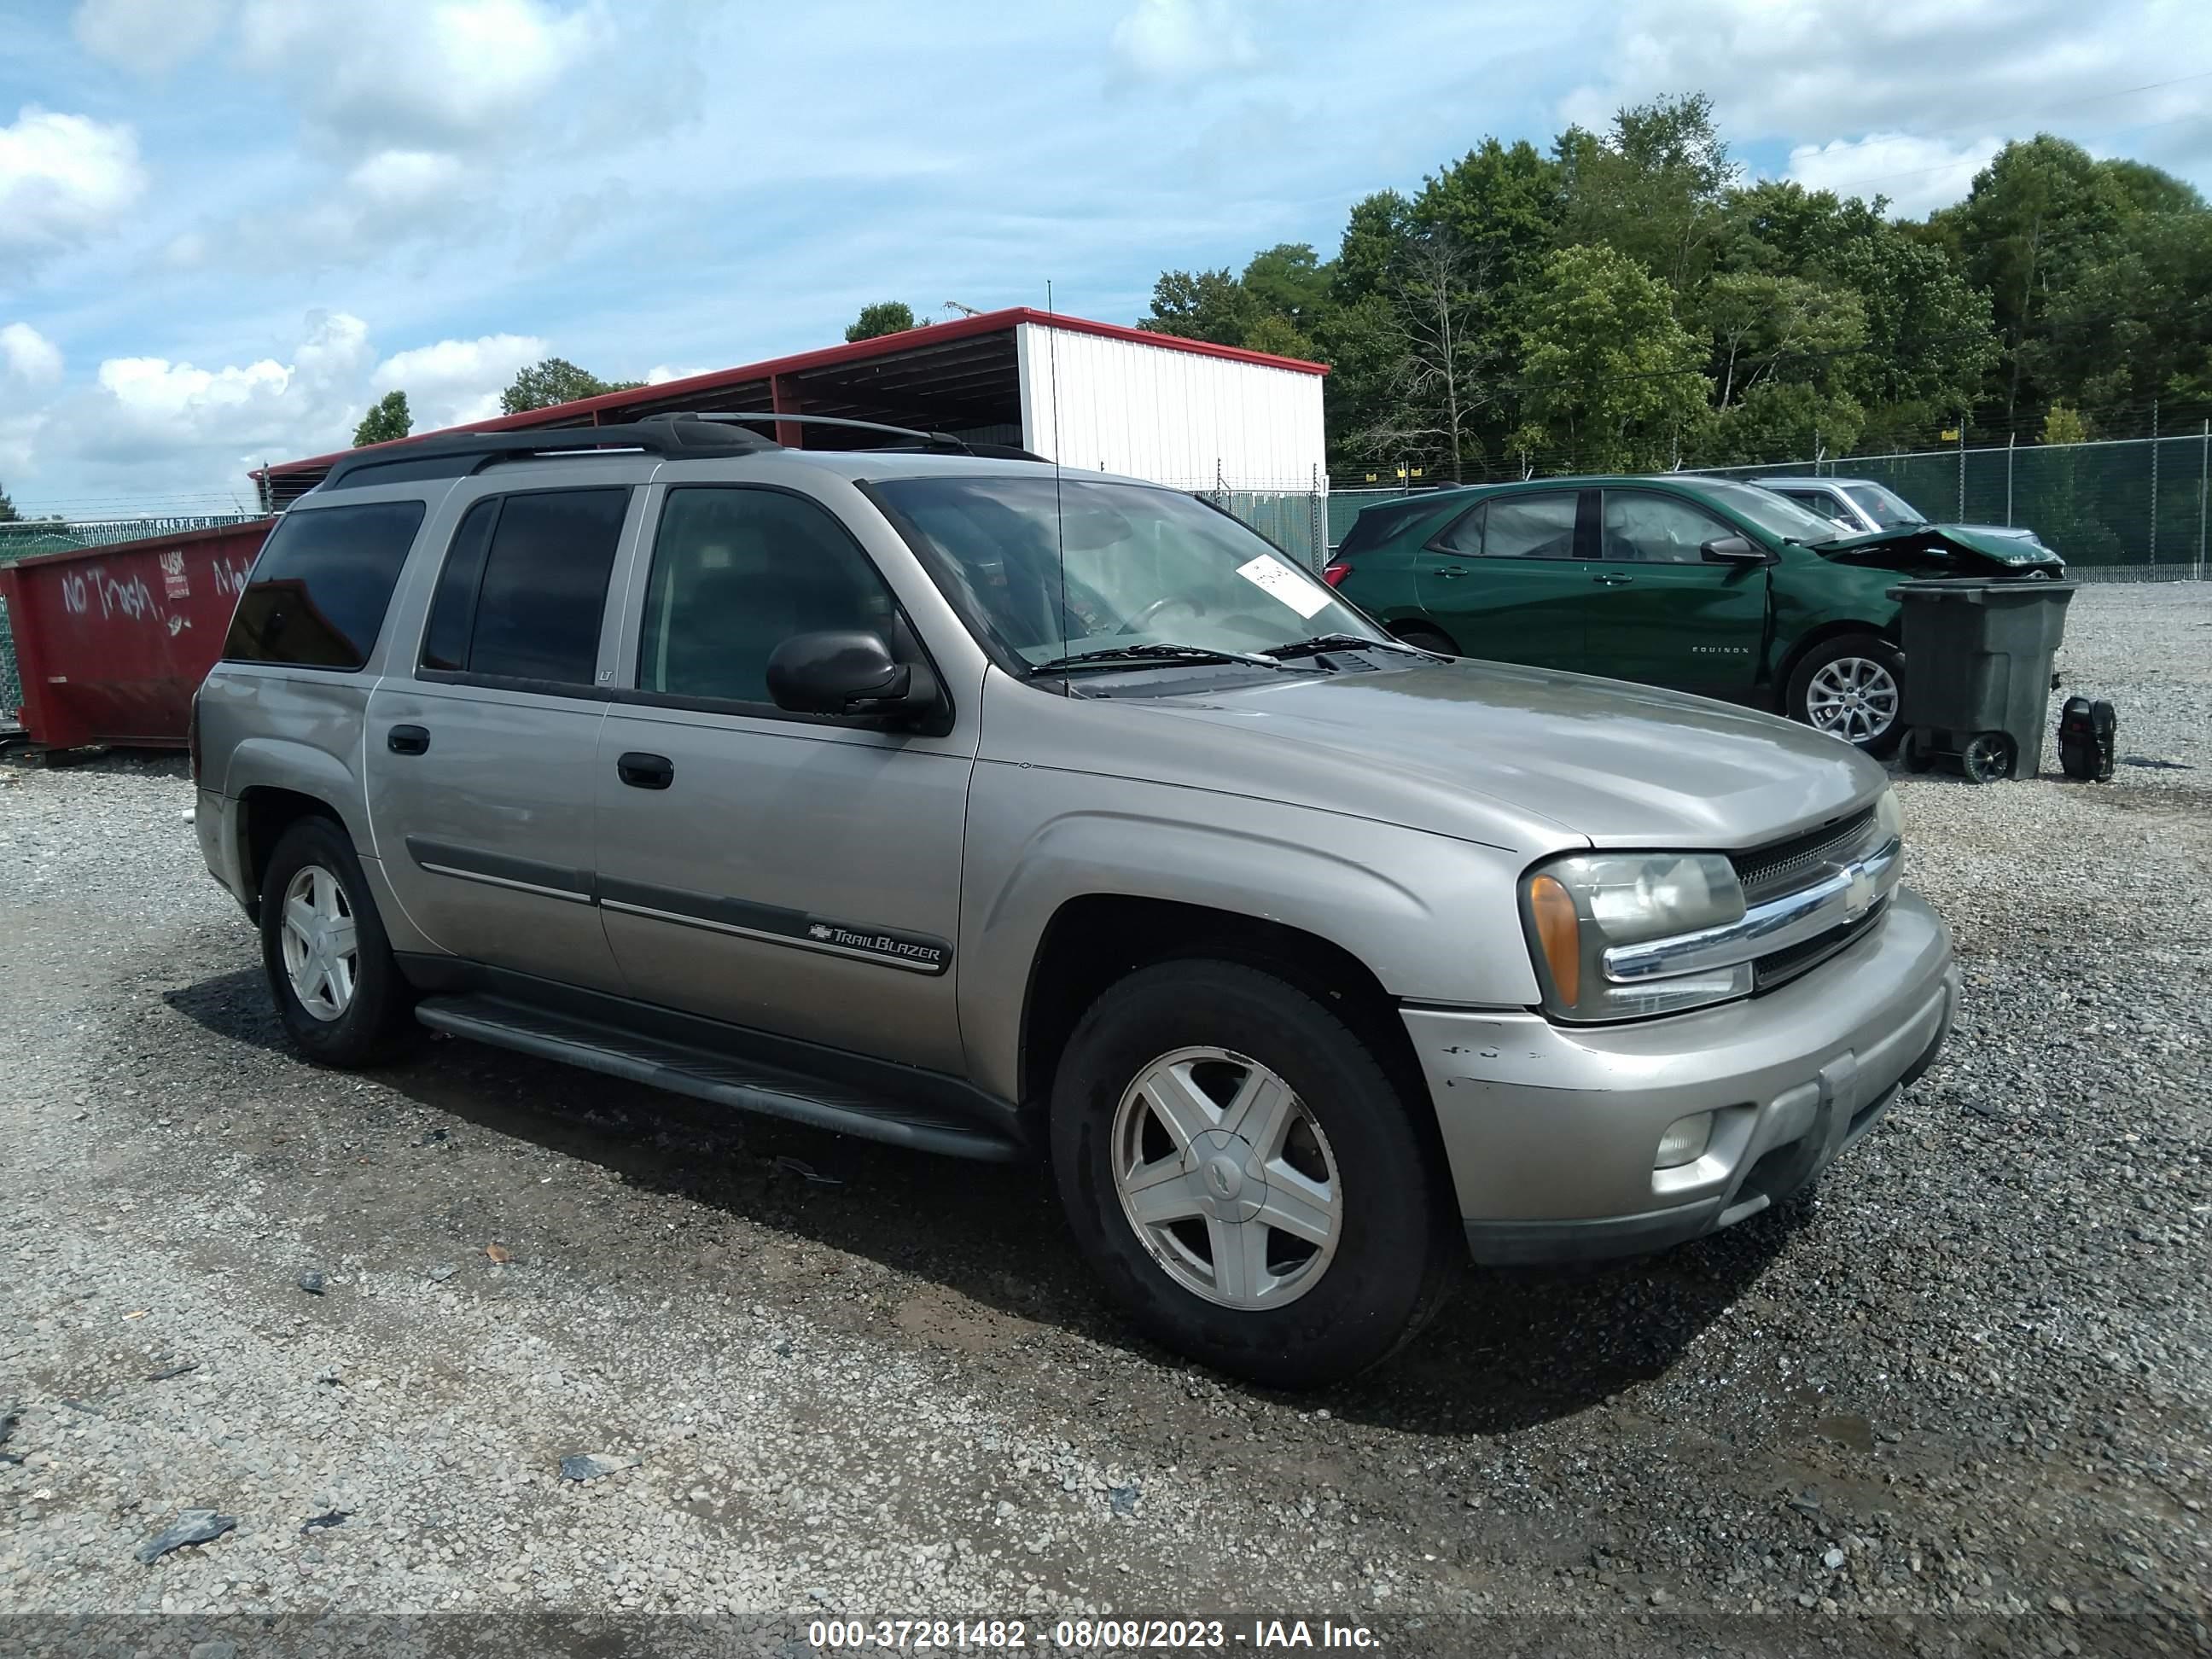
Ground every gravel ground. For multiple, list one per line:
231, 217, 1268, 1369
1, 584, 2207, 1656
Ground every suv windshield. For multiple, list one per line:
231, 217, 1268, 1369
1844, 481, 1926, 528
1695, 479, 1849, 544
873, 475, 1388, 668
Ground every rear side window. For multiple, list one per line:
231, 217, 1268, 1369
1482, 493, 1580, 559
223, 500, 426, 670
419, 488, 629, 687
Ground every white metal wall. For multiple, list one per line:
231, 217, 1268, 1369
1015, 322, 1326, 492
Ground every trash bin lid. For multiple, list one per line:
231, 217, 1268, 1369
1884, 578, 2078, 602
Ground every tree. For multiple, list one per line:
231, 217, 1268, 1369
498, 358, 645, 416
352, 389, 411, 447
1557, 94, 1738, 294
2041, 208, 2212, 425
846, 301, 919, 343
1934, 136, 2132, 425
0, 482, 18, 523
1819, 230, 1994, 447
1138, 269, 1260, 345
2042, 404, 2091, 445
1514, 244, 1708, 473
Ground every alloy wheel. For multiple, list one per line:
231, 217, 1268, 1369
1805, 655, 1901, 745
279, 863, 360, 1022
1109, 1046, 1343, 1310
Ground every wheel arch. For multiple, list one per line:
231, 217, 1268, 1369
1016, 894, 1441, 1156
1775, 618, 1901, 697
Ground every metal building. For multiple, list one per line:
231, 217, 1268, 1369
255, 307, 1327, 508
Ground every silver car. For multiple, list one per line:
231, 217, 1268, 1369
1754, 474, 2058, 556
191, 415, 1957, 1388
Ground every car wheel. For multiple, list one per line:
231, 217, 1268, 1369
1050, 959, 1462, 1388
1788, 633, 1905, 758
1394, 625, 1458, 657
259, 816, 415, 1068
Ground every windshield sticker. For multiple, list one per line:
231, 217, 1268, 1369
1235, 554, 1331, 620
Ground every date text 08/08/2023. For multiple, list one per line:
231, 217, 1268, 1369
806, 1618, 1382, 1650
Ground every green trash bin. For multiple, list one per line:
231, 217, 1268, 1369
1887, 579, 2075, 783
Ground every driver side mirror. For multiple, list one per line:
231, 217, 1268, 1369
1701, 534, 1767, 565
765, 631, 936, 721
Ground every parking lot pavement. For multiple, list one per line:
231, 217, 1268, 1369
1, 585, 2207, 1649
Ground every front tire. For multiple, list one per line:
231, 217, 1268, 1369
1050, 959, 1462, 1388
259, 817, 414, 1068
1787, 633, 1905, 757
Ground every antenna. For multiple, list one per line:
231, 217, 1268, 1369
1045, 280, 1068, 668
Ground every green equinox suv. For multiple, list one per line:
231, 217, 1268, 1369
1325, 474, 2064, 755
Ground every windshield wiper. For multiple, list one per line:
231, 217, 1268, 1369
1028, 642, 1284, 675
1261, 632, 1437, 660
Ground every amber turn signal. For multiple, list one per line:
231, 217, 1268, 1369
1528, 874, 1580, 1006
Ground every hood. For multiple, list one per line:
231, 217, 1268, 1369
1109, 659, 1885, 854
1818, 522, 2064, 574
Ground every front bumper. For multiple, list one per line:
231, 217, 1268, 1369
1406, 888, 1957, 1265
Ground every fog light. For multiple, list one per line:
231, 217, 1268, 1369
1655, 1112, 1714, 1170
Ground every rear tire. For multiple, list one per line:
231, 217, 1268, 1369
1050, 959, 1462, 1388
259, 817, 415, 1068
1786, 633, 1905, 758
1394, 625, 1458, 658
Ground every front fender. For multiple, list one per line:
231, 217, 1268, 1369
956, 765, 1540, 1103
1768, 565, 1902, 677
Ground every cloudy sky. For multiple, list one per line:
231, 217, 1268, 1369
2, 0, 2206, 515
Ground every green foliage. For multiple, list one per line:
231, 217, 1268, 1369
0, 482, 17, 524
2041, 404, 2091, 445
1515, 245, 1708, 473
499, 358, 645, 416
1131, 102, 2203, 478
846, 301, 920, 343
1140, 269, 1260, 345
352, 389, 411, 447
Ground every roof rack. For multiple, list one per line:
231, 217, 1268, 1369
674, 411, 1046, 462
319, 415, 775, 492
317, 410, 1046, 494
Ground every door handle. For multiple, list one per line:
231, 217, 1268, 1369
617, 751, 674, 790
387, 724, 430, 755
1593, 572, 1636, 586
1433, 567, 1467, 579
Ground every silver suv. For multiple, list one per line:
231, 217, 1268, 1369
192, 415, 1957, 1388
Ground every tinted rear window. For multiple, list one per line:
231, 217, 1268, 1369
428, 488, 628, 686
223, 501, 426, 670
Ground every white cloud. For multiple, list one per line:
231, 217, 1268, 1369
73, 0, 229, 75
0, 107, 147, 253
2, 323, 65, 387
240, 0, 608, 152
1110, 0, 1259, 85
1787, 134, 2005, 217
643, 364, 711, 386
346, 148, 466, 206
371, 331, 547, 429
1561, 0, 2208, 211
78, 310, 371, 465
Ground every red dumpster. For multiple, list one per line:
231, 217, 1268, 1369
0, 519, 273, 749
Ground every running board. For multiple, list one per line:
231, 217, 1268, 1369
413, 993, 1022, 1161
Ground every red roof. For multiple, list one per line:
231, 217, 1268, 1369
259, 306, 1326, 480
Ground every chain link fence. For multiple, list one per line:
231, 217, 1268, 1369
1692, 432, 2212, 582
1319, 434, 2212, 582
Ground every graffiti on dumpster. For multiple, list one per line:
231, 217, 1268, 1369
212, 556, 254, 599
59, 565, 165, 627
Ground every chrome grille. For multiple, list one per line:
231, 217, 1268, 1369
1731, 805, 1878, 907
1753, 896, 1888, 991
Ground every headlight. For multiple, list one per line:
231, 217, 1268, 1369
1874, 784, 1902, 849
1520, 851, 1751, 1022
